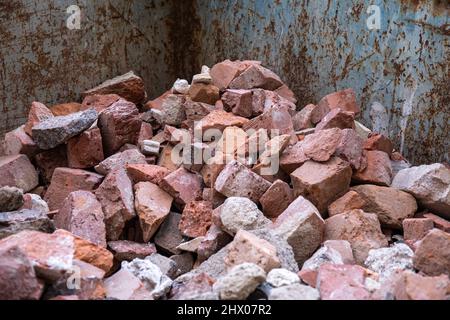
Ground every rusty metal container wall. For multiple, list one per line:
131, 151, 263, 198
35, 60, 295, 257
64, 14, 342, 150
0, 0, 176, 135
194, 0, 449, 165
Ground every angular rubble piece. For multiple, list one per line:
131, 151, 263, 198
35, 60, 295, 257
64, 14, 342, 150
146, 253, 179, 279
351, 184, 418, 229
323, 240, 356, 264
169, 273, 217, 300
402, 218, 434, 243
52, 229, 113, 273
83, 71, 147, 105
194, 110, 249, 133
394, 270, 450, 300
189, 83, 220, 106
266, 268, 300, 287
0, 186, 24, 212
184, 100, 218, 122
144, 90, 171, 111
154, 212, 184, 255
0, 245, 44, 300
179, 200, 212, 238
32, 109, 98, 150
159, 167, 203, 208
225, 230, 281, 272
260, 180, 294, 218
126, 164, 171, 185
413, 228, 450, 276
0, 230, 75, 282
279, 141, 310, 174
364, 133, 394, 156
254, 134, 291, 177
392, 163, 450, 219
95, 149, 146, 175
418, 212, 450, 232
242, 105, 295, 138
210, 59, 249, 91
334, 128, 365, 170
176, 237, 205, 253
213, 263, 266, 300
310, 102, 330, 125
271, 196, 324, 266
292, 104, 316, 131
97, 98, 142, 156
67, 126, 104, 169
222, 89, 253, 118
301, 128, 342, 162
291, 157, 352, 215
134, 182, 173, 242
298, 244, 345, 287
108, 240, 156, 262
81, 94, 121, 113
274, 84, 297, 104
24, 101, 54, 136
259, 89, 296, 114
364, 243, 414, 282
49, 102, 84, 116
45, 167, 103, 212
197, 224, 232, 262
214, 160, 271, 203
3, 125, 39, 158
353, 150, 393, 186
104, 268, 153, 300
170, 253, 194, 277
95, 168, 135, 241
229, 64, 284, 91
317, 88, 360, 115
328, 190, 367, 216
316, 264, 372, 300
324, 209, 389, 264
122, 258, 173, 299
0, 209, 54, 240
157, 144, 181, 171
269, 283, 320, 300
0, 155, 39, 193
44, 259, 106, 300
252, 228, 300, 273
137, 122, 153, 145
315, 108, 355, 131
34, 145, 68, 184
219, 197, 271, 235
159, 94, 186, 126
54, 191, 107, 248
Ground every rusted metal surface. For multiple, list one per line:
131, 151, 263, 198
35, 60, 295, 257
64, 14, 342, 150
0, 0, 176, 135
195, 0, 449, 164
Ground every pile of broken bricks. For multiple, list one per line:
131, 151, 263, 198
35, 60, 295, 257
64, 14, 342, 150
0, 60, 449, 301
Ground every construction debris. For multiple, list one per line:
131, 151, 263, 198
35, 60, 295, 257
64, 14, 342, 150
0, 60, 448, 300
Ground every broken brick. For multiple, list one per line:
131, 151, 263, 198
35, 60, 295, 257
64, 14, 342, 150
54, 191, 107, 248
67, 126, 104, 169
0, 155, 39, 193
179, 201, 213, 238
134, 182, 173, 242
45, 167, 103, 212
291, 157, 352, 215
225, 230, 281, 273
97, 98, 142, 156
